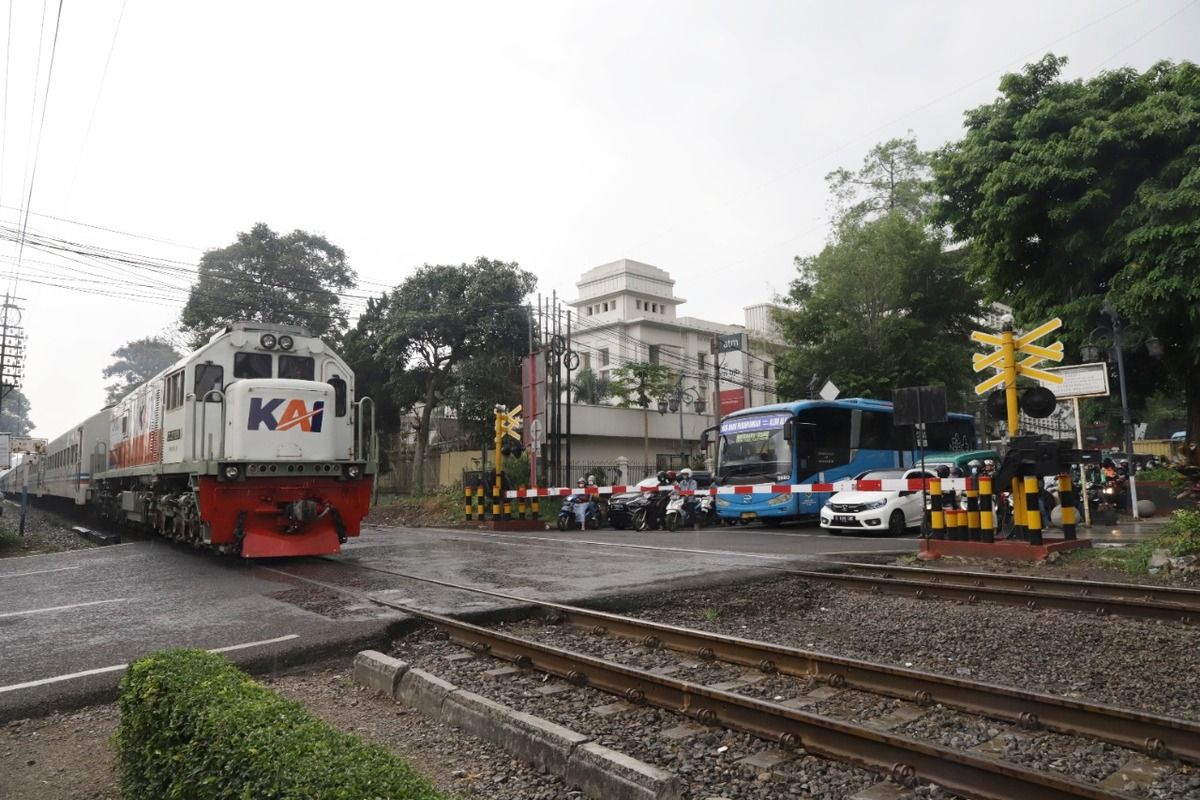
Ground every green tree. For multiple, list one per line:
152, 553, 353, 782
348, 258, 535, 492
0, 388, 33, 435
775, 213, 980, 401
825, 134, 931, 226
609, 362, 674, 467
181, 223, 356, 348
932, 55, 1200, 456
572, 367, 610, 404
103, 337, 182, 405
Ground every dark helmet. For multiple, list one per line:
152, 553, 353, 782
665, 470, 677, 482
936, 465, 951, 479
656, 470, 668, 483
950, 466, 964, 477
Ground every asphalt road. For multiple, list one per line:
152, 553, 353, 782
0, 521, 914, 719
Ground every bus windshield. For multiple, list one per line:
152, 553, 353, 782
716, 412, 792, 483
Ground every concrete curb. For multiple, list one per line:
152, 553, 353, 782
353, 650, 680, 800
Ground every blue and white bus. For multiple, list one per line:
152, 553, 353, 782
710, 398, 976, 525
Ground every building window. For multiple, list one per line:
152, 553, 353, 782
697, 353, 706, 371
603, 302, 608, 312
636, 299, 642, 310
581, 352, 591, 371
648, 345, 660, 365
599, 348, 609, 367
763, 363, 771, 379
587, 306, 593, 316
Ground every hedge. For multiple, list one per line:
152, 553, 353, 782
116, 649, 447, 800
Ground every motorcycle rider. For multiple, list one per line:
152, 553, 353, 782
572, 478, 590, 527
677, 467, 698, 522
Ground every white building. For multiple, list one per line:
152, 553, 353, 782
542, 258, 783, 473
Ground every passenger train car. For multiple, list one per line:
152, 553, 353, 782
0, 322, 375, 557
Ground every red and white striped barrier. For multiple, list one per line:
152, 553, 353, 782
505, 477, 973, 500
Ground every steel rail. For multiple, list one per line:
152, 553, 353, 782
784, 568, 1196, 624
380, 601, 1130, 800
826, 562, 1200, 611
354, 565, 1200, 764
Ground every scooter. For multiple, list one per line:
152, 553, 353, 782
557, 494, 600, 530
632, 487, 672, 532
664, 491, 716, 531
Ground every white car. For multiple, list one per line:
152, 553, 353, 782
820, 468, 932, 536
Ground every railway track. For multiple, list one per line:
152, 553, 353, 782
359, 565, 1199, 765
381, 601, 1139, 800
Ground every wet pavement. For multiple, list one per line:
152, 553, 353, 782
0, 521, 911, 720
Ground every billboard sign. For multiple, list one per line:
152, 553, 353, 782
719, 388, 746, 416
1034, 362, 1110, 400
717, 333, 744, 353
0, 432, 9, 468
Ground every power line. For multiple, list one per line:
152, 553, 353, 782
66, 0, 126, 203
0, 0, 12, 210
14, 0, 66, 283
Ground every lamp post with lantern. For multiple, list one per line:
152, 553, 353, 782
658, 375, 706, 470
1080, 303, 1163, 520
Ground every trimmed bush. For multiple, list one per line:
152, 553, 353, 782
117, 649, 447, 800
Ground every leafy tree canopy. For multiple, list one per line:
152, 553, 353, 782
344, 257, 535, 491
181, 223, 356, 348
825, 134, 932, 227
103, 336, 182, 405
932, 55, 1200, 447
573, 367, 610, 405
608, 362, 674, 408
0, 388, 33, 436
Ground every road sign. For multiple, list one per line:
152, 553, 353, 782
10, 436, 46, 454
717, 333, 744, 353
528, 418, 545, 445
1033, 362, 1110, 400
972, 317, 1065, 396
818, 380, 840, 401
0, 433, 9, 469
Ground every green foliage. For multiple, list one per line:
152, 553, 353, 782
181, 223, 357, 348
608, 362, 674, 408
502, 451, 531, 489
116, 649, 445, 800
573, 367, 610, 404
0, 388, 33, 435
824, 134, 932, 226
344, 258, 535, 492
775, 212, 981, 401
1162, 509, 1200, 557
1136, 466, 1186, 488
1065, 510, 1200, 573
102, 336, 182, 405
932, 55, 1200, 446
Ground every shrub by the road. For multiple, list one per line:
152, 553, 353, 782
116, 649, 446, 800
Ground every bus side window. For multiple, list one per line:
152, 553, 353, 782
859, 411, 893, 449
328, 376, 347, 417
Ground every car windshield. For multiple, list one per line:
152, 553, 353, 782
856, 470, 906, 480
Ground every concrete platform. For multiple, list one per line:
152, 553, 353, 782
919, 537, 1092, 562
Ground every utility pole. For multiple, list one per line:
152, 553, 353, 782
0, 294, 28, 534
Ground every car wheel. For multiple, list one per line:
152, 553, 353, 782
586, 516, 600, 530
632, 509, 648, 532
556, 516, 568, 531
666, 513, 679, 532
887, 509, 906, 536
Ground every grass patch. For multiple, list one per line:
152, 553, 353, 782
117, 649, 447, 800
1062, 508, 1200, 574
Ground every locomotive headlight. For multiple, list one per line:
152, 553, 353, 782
224, 465, 241, 480
347, 465, 361, 478
260, 333, 277, 349
278, 335, 294, 351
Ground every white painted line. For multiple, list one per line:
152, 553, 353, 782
0, 598, 127, 619
0, 566, 80, 579
0, 634, 302, 695
0, 542, 138, 561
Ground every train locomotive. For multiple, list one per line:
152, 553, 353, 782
0, 322, 375, 557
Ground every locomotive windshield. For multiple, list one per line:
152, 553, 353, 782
234, 353, 272, 379
279, 355, 315, 380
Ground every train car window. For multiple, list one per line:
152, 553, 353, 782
195, 363, 224, 400
165, 370, 185, 410
234, 352, 272, 379
279, 355, 315, 381
328, 376, 347, 417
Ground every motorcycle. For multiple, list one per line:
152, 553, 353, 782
664, 491, 716, 531
557, 494, 600, 530
631, 487, 672, 532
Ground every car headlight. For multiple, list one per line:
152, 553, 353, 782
223, 465, 240, 480
862, 499, 887, 510
716, 497, 730, 507
767, 493, 790, 506
260, 333, 277, 349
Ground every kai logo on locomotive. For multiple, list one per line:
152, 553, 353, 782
247, 398, 325, 432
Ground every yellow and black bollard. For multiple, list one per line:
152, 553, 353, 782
929, 478, 944, 539
464, 480, 474, 520
966, 478, 980, 541
531, 490, 540, 521
979, 476, 995, 543
1023, 475, 1042, 545
516, 486, 527, 520
1058, 474, 1077, 541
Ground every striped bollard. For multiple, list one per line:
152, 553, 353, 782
966, 478, 980, 541
531, 490, 540, 520
929, 478, 944, 539
475, 484, 485, 520
1023, 475, 1043, 546
1058, 474, 1077, 541
464, 481, 474, 520
517, 486, 527, 520
979, 477, 995, 543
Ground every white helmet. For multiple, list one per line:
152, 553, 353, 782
680, 468, 692, 478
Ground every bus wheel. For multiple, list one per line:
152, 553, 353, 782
762, 518, 782, 528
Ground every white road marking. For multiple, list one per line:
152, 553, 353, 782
0, 634, 301, 694
0, 598, 127, 619
0, 542, 138, 561
0, 566, 80, 579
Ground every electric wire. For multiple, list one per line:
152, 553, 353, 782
65, 0, 126, 203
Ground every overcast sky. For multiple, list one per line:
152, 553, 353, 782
0, 0, 1197, 438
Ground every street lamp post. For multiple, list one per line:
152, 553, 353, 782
1082, 304, 1164, 521
658, 376, 706, 469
